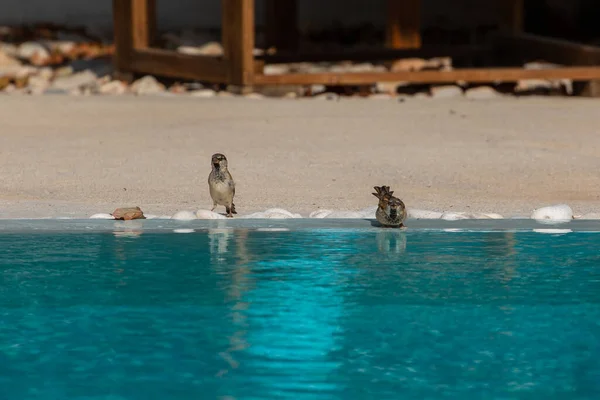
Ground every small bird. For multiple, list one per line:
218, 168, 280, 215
372, 185, 406, 228
208, 153, 237, 217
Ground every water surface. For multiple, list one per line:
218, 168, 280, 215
1, 225, 599, 399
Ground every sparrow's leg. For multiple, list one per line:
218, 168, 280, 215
211, 201, 217, 212
226, 206, 233, 218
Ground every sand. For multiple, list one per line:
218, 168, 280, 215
1, 94, 599, 219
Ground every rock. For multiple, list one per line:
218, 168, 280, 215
389, 58, 427, 72
112, 207, 146, 221
408, 209, 443, 219
195, 209, 227, 219
189, 88, 216, 98
37, 67, 54, 80
357, 206, 378, 218
376, 81, 407, 94
309, 209, 333, 218
308, 84, 326, 95
263, 64, 290, 75
17, 42, 51, 64
314, 92, 339, 100
324, 211, 365, 218
0, 43, 18, 58
465, 86, 501, 100
531, 204, 573, 223
130, 75, 165, 95
51, 70, 98, 91
472, 213, 504, 219
0, 76, 10, 90
171, 210, 198, 221
441, 212, 472, 221
54, 66, 74, 78
89, 213, 115, 219
177, 41, 224, 56
98, 80, 128, 95
26, 75, 51, 95
430, 85, 463, 99
0, 49, 21, 67
244, 92, 265, 99
69, 59, 113, 77
258, 85, 304, 98
242, 208, 302, 219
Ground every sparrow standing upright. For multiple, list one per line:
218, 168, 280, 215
372, 185, 406, 228
208, 153, 237, 217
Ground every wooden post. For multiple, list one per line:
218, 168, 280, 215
386, 0, 421, 49
113, 0, 156, 77
498, 0, 524, 34
265, 0, 299, 52
131, 0, 157, 49
222, 0, 255, 86
112, 0, 133, 72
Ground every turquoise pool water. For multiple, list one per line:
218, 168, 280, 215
1, 220, 599, 399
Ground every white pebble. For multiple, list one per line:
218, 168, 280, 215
472, 213, 504, 219
309, 209, 333, 218
171, 210, 197, 221
195, 209, 226, 219
241, 208, 302, 219
324, 210, 367, 219
408, 209, 443, 219
441, 212, 472, 221
144, 214, 159, 219
357, 206, 378, 218
89, 213, 115, 219
531, 204, 573, 223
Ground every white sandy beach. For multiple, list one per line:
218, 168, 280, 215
1, 94, 599, 219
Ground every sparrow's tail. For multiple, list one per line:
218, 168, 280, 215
231, 203, 238, 214
372, 185, 394, 199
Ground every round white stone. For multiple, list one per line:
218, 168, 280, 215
171, 210, 198, 221
195, 209, 226, 219
89, 213, 115, 219
530, 204, 573, 223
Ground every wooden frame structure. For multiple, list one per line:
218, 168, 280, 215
113, 0, 600, 88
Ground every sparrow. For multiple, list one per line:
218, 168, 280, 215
372, 185, 406, 228
208, 153, 237, 217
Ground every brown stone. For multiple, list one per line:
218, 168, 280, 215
112, 207, 146, 221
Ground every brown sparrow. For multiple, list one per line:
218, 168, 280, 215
208, 153, 237, 217
372, 185, 406, 227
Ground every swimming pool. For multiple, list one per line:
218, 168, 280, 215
1, 219, 599, 399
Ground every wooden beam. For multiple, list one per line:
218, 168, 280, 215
262, 45, 490, 63
112, 0, 133, 71
222, 0, 255, 85
128, 48, 228, 82
265, 0, 298, 52
498, 0, 524, 34
253, 67, 600, 86
131, 0, 157, 49
386, 0, 421, 49
495, 33, 600, 65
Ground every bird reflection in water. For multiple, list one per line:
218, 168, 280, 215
376, 229, 407, 255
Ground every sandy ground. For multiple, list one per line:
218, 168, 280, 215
1, 94, 599, 219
